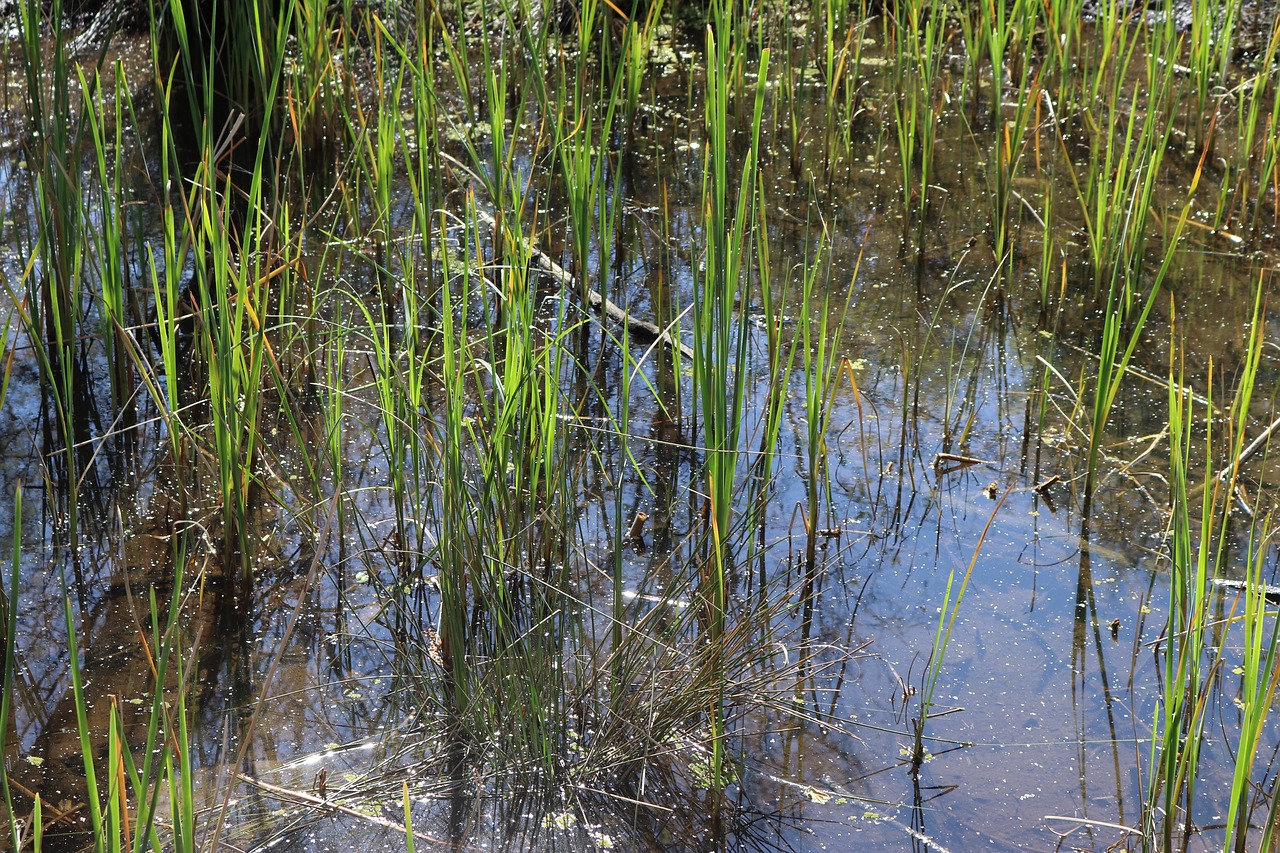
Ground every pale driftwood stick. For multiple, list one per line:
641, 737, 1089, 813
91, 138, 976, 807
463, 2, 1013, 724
441, 151, 695, 361
933, 453, 995, 468
1211, 577, 1280, 602
1217, 411, 1280, 483
470, 205, 696, 361
586, 279, 697, 363
235, 772, 463, 849
1042, 815, 1141, 837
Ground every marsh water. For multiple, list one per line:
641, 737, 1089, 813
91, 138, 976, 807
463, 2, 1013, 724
3, 5, 1280, 852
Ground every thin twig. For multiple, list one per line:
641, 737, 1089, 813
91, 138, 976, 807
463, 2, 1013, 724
1217, 411, 1280, 483
441, 150, 694, 360
1042, 815, 1141, 836
235, 773, 466, 849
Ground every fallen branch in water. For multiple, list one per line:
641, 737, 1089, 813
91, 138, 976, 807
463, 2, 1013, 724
441, 151, 695, 362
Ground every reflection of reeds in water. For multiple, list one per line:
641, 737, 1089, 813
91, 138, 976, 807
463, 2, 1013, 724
10, 0, 95, 556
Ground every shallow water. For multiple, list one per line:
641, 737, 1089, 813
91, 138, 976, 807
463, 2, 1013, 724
3, 8, 1280, 853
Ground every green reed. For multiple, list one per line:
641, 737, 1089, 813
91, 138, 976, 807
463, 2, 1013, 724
31, 61, 207, 851
1224, 518, 1279, 852
285, 0, 346, 157
409, 0, 524, 726
1064, 10, 1178, 287
1227, 15, 1280, 234
974, 0, 1038, 266
402, 5, 445, 311
819, 0, 863, 156
433, 205, 475, 711
356, 26, 401, 288
622, 0, 666, 123
156, 0, 300, 576
137, 7, 188, 435
79, 62, 139, 448
819, 0, 849, 85
1040, 0, 1084, 105
194, 173, 270, 579
1150, 284, 1266, 850
1205, 284, 1272, 853
1081, 134, 1199, 504
1, 484, 23, 851
1080, 0, 1133, 109
0, 465, 205, 851
556, 53, 622, 306
345, 42, 431, 565
14, 0, 90, 548
1252, 61, 1280, 235
384, 0, 814, 808
888, 0, 945, 257
1152, 343, 1211, 852
100, 555, 200, 853
695, 0, 769, 792
957, 0, 1033, 119
450, 205, 576, 771
1057, 10, 1193, 502
1187, 0, 1242, 152
406, 0, 584, 741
